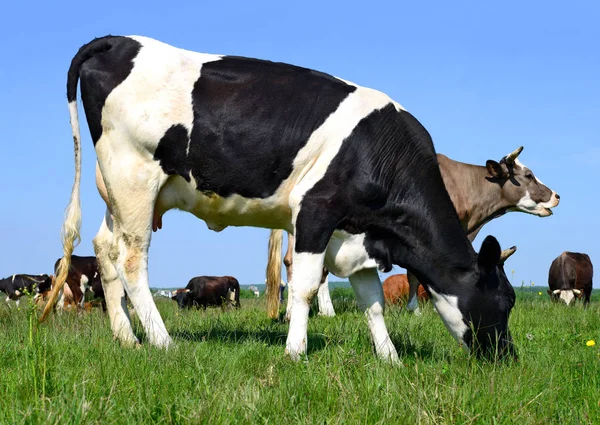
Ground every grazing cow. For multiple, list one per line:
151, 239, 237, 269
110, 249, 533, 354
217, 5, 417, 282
383, 247, 518, 307
1, 274, 53, 307
269, 147, 560, 318
548, 252, 593, 306
54, 255, 105, 310
383, 274, 428, 305
43, 35, 520, 362
248, 285, 260, 298
172, 276, 241, 310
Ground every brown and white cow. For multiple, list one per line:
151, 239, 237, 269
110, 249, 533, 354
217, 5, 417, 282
548, 252, 593, 306
53, 255, 105, 311
268, 147, 559, 318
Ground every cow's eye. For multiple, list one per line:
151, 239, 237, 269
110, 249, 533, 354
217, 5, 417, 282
525, 173, 534, 180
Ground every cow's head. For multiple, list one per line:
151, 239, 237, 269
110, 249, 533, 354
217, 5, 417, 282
435, 237, 518, 361
171, 289, 191, 309
486, 146, 559, 217
37, 274, 53, 294
547, 288, 581, 305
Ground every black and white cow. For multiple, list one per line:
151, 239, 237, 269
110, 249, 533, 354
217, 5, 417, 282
43, 35, 518, 362
268, 147, 560, 319
1, 274, 53, 307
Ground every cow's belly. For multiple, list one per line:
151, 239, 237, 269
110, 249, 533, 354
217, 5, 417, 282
155, 175, 293, 232
324, 231, 378, 278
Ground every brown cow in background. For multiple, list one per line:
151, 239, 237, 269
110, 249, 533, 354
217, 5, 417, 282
383, 274, 428, 306
548, 252, 593, 306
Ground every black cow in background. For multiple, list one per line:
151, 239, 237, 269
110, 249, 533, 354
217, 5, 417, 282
0, 274, 53, 306
172, 276, 241, 310
548, 252, 593, 306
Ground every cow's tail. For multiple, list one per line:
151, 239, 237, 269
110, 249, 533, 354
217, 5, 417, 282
40, 38, 115, 322
266, 229, 283, 319
234, 279, 241, 308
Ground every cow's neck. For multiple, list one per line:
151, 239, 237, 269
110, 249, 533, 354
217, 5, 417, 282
438, 155, 509, 241
366, 156, 481, 296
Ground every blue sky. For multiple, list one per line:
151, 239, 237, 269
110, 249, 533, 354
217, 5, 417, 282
0, 1, 598, 289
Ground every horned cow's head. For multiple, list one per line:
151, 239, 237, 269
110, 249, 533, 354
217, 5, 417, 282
486, 146, 560, 217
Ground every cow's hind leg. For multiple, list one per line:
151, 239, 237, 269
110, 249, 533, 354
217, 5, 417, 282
405, 272, 422, 315
99, 158, 171, 348
93, 210, 138, 346
317, 274, 336, 317
349, 268, 399, 363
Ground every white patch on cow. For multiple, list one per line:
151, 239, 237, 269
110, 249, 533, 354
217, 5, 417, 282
5, 296, 9, 303
558, 289, 575, 305
324, 231, 378, 278
428, 288, 469, 352
79, 275, 89, 308
228, 289, 236, 302
11, 275, 15, 283
14, 290, 21, 297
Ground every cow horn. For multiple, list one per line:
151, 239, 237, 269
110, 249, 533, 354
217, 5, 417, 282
499, 246, 517, 264
552, 289, 561, 294
504, 146, 524, 164
573, 289, 581, 295
184, 289, 191, 293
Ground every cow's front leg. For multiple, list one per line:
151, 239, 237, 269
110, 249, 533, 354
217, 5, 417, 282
285, 251, 326, 361
349, 268, 399, 364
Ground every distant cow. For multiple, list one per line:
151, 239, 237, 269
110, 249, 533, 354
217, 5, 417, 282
172, 276, 241, 310
548, 252, 593, 306
54, 255, 105, 310
0, 274, 53, 307
383, 274, 428, 305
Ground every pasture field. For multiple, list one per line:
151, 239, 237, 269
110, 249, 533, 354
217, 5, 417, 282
1, 288, 599, 424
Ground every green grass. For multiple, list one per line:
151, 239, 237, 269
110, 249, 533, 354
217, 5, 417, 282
1, 288, 599, 424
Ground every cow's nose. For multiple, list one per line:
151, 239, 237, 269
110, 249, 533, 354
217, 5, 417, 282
555, 193, 560, 200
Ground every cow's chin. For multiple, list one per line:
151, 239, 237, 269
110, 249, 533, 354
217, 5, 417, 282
513, 204, 553, 217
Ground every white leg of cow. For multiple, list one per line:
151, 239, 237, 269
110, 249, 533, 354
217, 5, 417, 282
406, 273, 422, 316
285, 252, 325, 361
349, 268, 399, 364
93, 210, 138, 346
284, 281, 293, 321
107, 167, 171, 349
317, 276, 336, 317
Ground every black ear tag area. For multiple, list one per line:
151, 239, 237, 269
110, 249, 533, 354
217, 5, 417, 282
478, 236, 501, 275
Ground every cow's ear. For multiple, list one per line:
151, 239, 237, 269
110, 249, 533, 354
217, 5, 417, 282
478, 235, 501, 275
547, 289, 553, 296
486, 160, 507, 179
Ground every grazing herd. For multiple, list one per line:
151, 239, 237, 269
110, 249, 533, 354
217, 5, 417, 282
0, 35, 594, 365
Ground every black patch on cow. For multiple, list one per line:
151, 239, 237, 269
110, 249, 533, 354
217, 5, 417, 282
294, 104, 474, 279
153, 124, 190, 181
153, 56, 356, 198
73, 36, 142, 145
